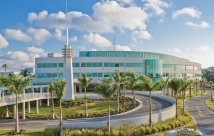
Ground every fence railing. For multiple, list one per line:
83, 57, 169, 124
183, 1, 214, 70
0, 93, 51, 106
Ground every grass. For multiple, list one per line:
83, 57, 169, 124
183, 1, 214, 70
205, 99, 214, 110
0, 130, 43, 136
0, 97, 136, 120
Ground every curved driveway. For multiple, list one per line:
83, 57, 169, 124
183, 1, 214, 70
185, 91, 214, 136
0, 93, 172, 130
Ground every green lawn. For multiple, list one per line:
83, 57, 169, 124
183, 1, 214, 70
205, 99, 214, 110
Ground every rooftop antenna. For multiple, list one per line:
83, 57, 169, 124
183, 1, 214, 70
65, 0, 69, 46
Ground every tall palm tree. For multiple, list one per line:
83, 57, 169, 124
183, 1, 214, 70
180, 79, 190, 114
1, 74, 33, 133
188, 80, 194, 97
138, 75, 159, 128
168, 78, 183, 119
112, 70, 124, 113
126, 72, 139, 105
208, 81, 213, 101
51, 79, 66, 136
78, 74, 92, 117
94, 79, 115, 132
49, 82, 56, 120
2, 64, 8, 72
159, 77, 170, 96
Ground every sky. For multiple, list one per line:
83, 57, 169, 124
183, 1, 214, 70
0, 0, 214, 71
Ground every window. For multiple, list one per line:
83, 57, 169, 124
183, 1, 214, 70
58, 63, 63, 68
73, 63, 80, 67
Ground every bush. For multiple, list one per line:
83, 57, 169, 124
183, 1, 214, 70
145, 127, 152, 135
152, 127, 159, 133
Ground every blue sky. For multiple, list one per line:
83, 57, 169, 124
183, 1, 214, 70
0, 0, 214, 71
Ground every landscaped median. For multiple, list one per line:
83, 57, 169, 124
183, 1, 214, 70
25, 96, 139, 120
205, 99, 214, 110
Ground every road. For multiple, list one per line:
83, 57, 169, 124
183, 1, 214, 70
0, 93, 172, 130
186, 91, 214, 136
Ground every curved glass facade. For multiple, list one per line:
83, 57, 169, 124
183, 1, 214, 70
145, 59, 162, 81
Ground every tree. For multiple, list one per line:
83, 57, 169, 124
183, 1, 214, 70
1, 74, 33, 133
126, 72, 139, 105
78, 74, 92, 117
20, 69, 31, 77
180, 79, 190, 114
188, 80, 194, 97
168, 78, 183, 119
94, 79, 116, 132
208, 81, 213, 101
112, 70, 124, 113
138, 75, 160, 128
49, 82, 56, 120
2, 64, 8, 72
51, 79, 66, 136
159, 77, 170, 96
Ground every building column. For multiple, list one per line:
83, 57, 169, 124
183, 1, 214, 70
39, 100, 42, 107
28, 101, 31, 113
36, 100, 39, 114
79, 85, 82, 93
47, 99, 50, 107
40, 87, 43, 93
13, 105, 16, 119
5, 106, 9, 118
22, 102, 25, 119
74, 83, 77, 95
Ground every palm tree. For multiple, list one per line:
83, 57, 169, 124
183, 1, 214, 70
188, 80, 194, 97
168, 78, 183, 119
20, 69, 31, 77
180, 79, 190, 114
138, 75, 160, 128
159, 77, 170, 96
51, 79, 66, 136
2, 64, 8, 72
208, 81, 213, 101
78, 74, 92, 117
94, 79, 115, 132
49, 82, 56, 120
112, 70, 124, 113
126, 72, 139, 105
1, 74, 33, 133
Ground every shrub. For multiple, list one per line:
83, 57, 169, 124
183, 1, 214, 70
145, 127, 152, 135
152, 127, 159, 133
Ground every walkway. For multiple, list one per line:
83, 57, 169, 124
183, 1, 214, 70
0, 92, 173, 130
186, 91, 214, 136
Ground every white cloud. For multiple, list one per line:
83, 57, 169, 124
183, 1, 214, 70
144, 0, 169, 16
0, 34, 9, 49
83, 33, 112, 48
54, 29, 64, 40
27, 27, 51, 44
28, 10, 48, 22
132, 30, 152, 41
185, 21, 210, 28
28, 1, 148, 33
26, 46, 45, 54
71, 36, 78, 42
117, 0, 133, 4
115, 44, 132, 51
196, 45, 211, 52
172, 7, 201, 19
5, 29, 32, 42
6, 51, 31, 62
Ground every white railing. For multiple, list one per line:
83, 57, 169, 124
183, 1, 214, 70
0, 92, 52, 107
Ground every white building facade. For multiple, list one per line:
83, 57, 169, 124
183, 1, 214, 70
34, 51, 202, 100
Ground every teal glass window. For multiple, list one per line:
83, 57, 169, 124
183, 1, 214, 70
58, 63, 63, 68
73, 63, 80, 67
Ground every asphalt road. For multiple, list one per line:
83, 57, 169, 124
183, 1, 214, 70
0, 93, 172, 130
185, 91, 214, 136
